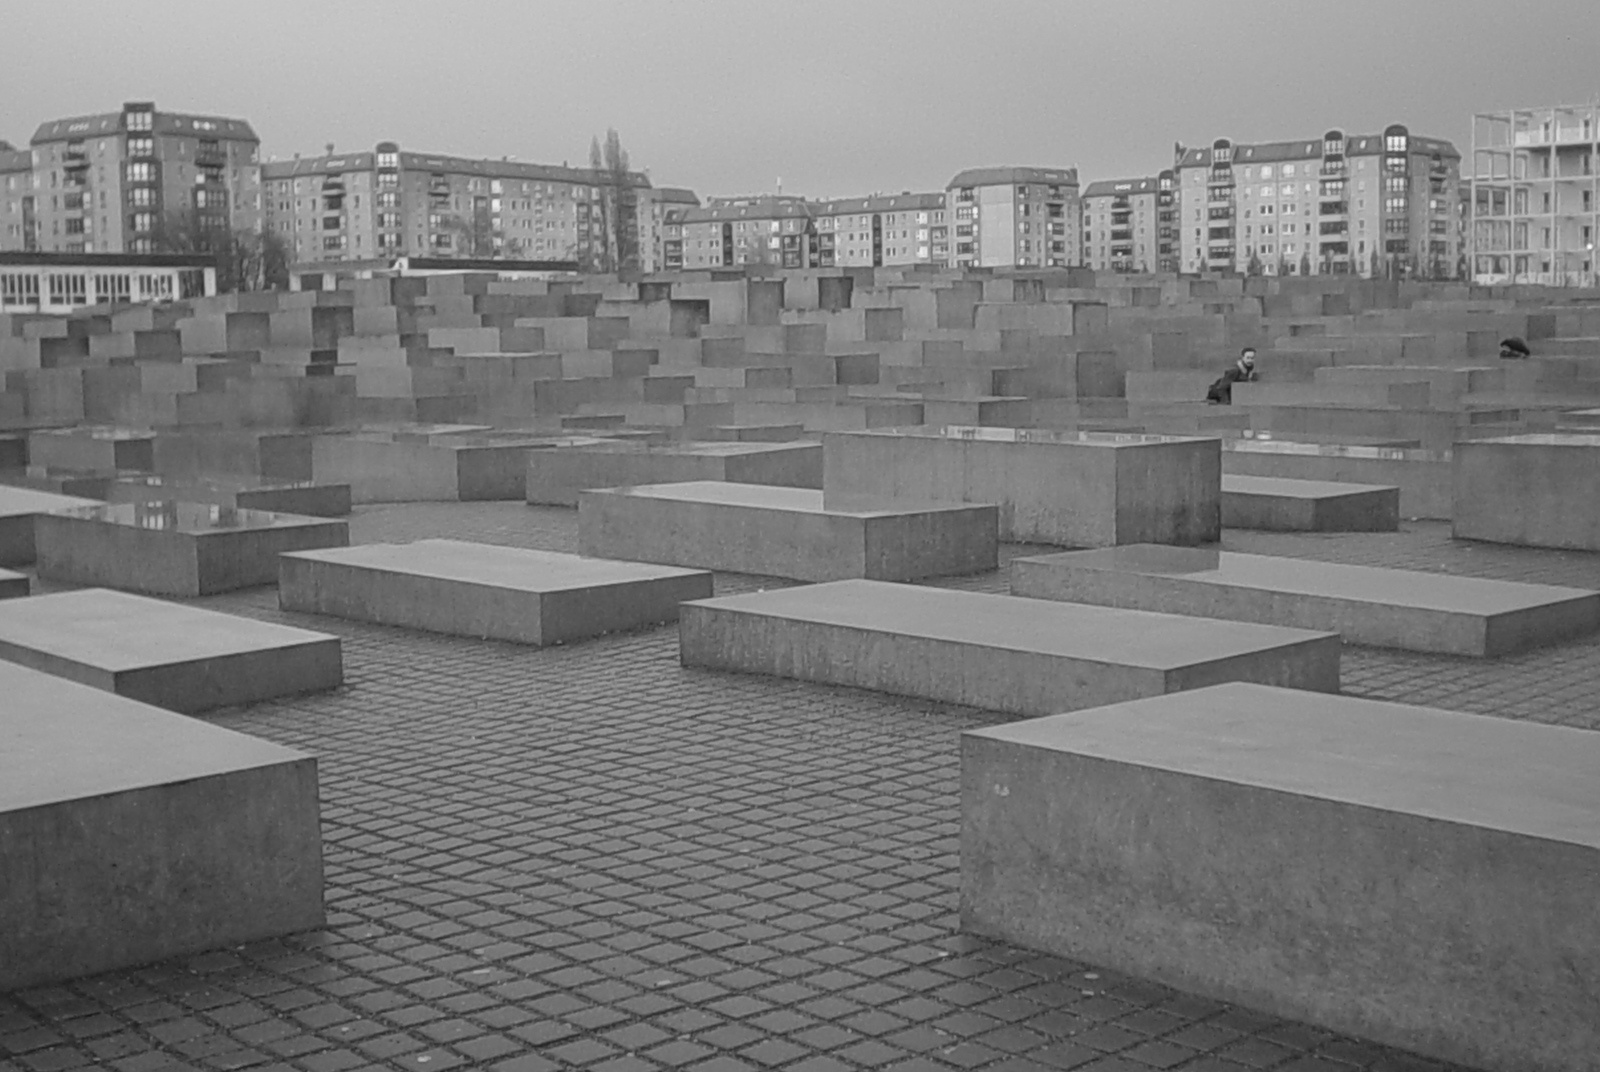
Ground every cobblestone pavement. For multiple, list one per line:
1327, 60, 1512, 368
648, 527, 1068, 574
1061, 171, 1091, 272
6, 502, 1598, 1072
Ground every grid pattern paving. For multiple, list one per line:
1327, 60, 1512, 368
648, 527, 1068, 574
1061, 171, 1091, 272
6, 502, 1598, 1072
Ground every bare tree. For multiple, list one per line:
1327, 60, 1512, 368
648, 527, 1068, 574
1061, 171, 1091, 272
588, 129, 639, 273
151, 207, 289, 292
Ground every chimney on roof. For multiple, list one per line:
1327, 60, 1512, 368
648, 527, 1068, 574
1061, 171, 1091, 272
325, 142, 334, 155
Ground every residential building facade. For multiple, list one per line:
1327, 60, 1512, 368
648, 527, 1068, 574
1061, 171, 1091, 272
639, 186, 698, 272
1, 145, 34, 252
1176, 125, 1461, 277
261, 143, 657, 268
811, 192, 946, 268
28, 101, 261, 254
666, 196, 814, 270
1081, 172, 1177, 272
945, 167, 1080, 269
1470, 104, 1600, 285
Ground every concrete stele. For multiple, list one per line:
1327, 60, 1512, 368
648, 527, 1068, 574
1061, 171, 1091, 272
680, 579, 1338, 715
1010, 544, 1600, 656
279, 539, 712, 645
0, 588, 343, 712
581, 481, 998, 582
823, 426, 1221, 546
34, 501, 349, 597
961, 682, 1600, 1072
0, 661, 324, 991
1220, 474, 1399, 532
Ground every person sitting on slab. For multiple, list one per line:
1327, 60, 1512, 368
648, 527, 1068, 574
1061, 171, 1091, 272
1498, 337, 1531, 360
1206, 347, 1257, 404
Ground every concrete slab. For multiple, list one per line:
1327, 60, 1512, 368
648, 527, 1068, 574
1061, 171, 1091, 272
1221, 439, 1453, 519
0, 485, 103, 566
527, 441, 822, 506
1012, 544, 1599, 656
36, 502, 349, 597
0, 661, 324, 991
0, 566, 26, 598
107, 474, 352, 517
582, 482, 997, 582
314, 433, 544, 503
680, 580, 1338, 715
0, 588, 342, 712
28, 425, 155, 473
824, 426, 1221, 546
280, 539, 712, 646
961, 682, 1600, 1072
1453, 434, 1600, 550
1220, 474, 1399, 531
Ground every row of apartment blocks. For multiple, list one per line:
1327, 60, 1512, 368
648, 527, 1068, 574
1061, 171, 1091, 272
1, 101, 1471, 279
1083, 125, 1466, 278
661, 167, 1082, 272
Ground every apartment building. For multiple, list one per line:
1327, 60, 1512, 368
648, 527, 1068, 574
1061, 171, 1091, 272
812, 192, 946, 268
945, 167, 1080, 269
1176, 124, 1461, 277
261, 143, 657, 268
27, 101, 261, 255
665, 196, 814, 270
1470, 103, 1600, 285
1, 145, 34, 252
641, 186, 699, 272
1080, 172, 1177, 272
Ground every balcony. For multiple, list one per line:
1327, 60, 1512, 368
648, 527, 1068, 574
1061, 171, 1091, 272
197, 142, 226, 164
1320, 202, 1349, 215
1319, 162, 1347, 177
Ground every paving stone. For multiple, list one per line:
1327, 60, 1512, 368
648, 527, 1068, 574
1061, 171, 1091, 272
0, 503, 1537, 1072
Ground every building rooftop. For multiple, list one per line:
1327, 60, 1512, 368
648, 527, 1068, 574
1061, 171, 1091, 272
0, 147, 31, 174
261, 147, 650, 188
1082, 176, 1160, 198
652, 186, 701, 206
946, 166, 1079, 190
1179, 131, 1460, 168
812, 192, 945, 215
32, 109, 258, 144
677, 197, 815, 224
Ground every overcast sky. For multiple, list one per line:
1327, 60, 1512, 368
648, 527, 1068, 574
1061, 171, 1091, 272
4, 0, 1599, 197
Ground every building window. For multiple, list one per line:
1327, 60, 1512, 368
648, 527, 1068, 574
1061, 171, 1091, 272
127, 137, 154, 158
125, 110, 153, 132
126, 162, 154, 183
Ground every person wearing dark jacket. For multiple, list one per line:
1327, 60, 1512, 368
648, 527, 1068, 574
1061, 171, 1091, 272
1206, 348, 1257, 404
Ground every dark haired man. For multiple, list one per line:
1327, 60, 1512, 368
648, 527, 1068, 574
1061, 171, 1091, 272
1206, 348, 1257, 404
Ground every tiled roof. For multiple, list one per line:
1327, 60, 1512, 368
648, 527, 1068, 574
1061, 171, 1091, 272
676, 197, 814, 224
1082, 176, 1160, 198
812, 192, 944, 215
652, 186, 701, 205
32, 110, 257, 144
1179, 130, 1461, 168
0, 148, 31, 174
261, 147, 650, 188
946, 166, 1078, 190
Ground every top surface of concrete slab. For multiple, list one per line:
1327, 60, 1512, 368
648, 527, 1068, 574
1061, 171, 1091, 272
30, 426, 154, 443
847, 425, 1214, 448
690, 579, 1332, 669
591, 481, 977, 518
574, 442, 817, 458
0, 588, 337, 673
967, 682, 1600, 848
0, 486, 102, 518
1224, 439, 1449, 461
1464, 433, 1600, 447
53, 501, 332, 534
1027, 544, 1596, 613
1220, 475, 1398, 499
284, 539, 708, 591
0, 660, 308, 813
116, 475, 332, 494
